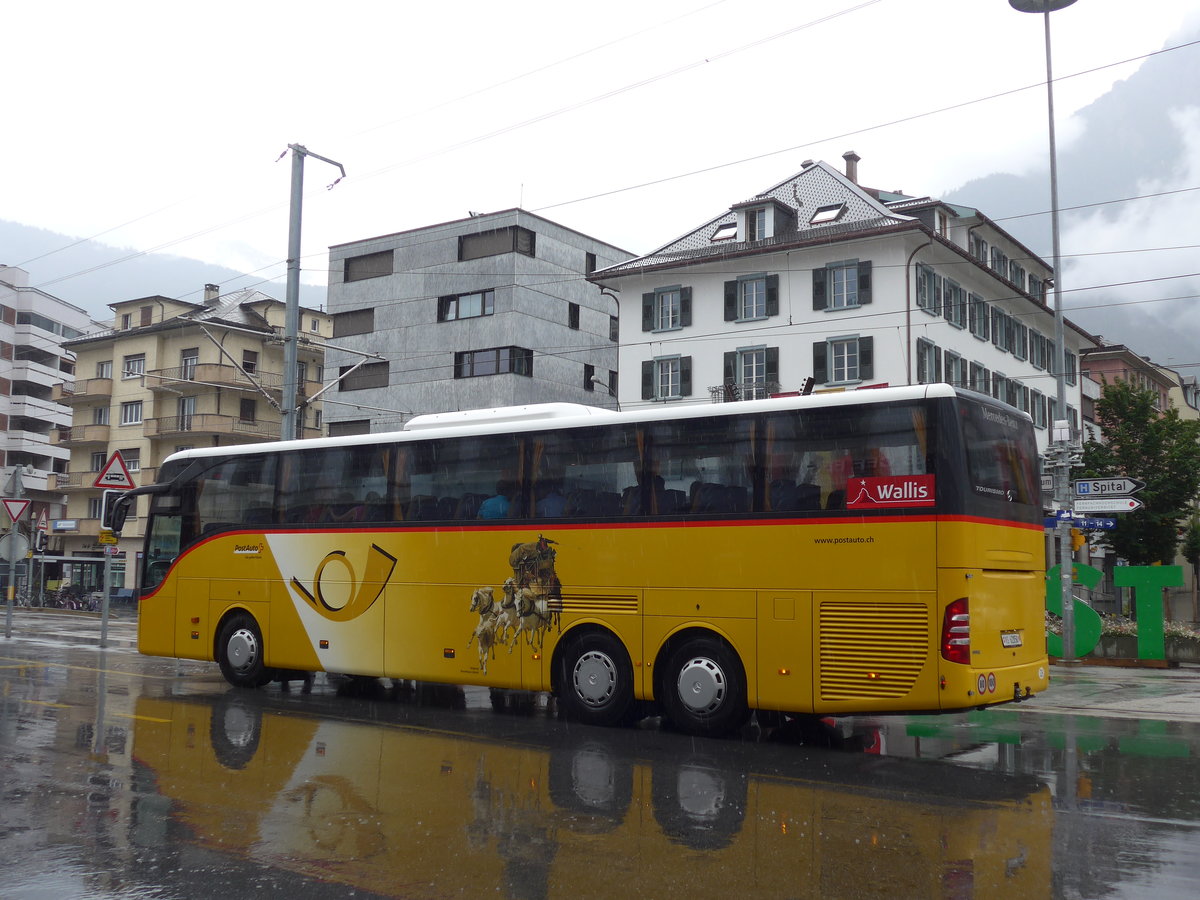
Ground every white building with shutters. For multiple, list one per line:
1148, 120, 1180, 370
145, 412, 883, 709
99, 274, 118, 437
589, 153, 1097, 456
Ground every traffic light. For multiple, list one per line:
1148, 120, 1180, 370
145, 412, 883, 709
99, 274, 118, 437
1071, 528, 1087, 552
34, 531, 47, 553
100, 490, 129, 534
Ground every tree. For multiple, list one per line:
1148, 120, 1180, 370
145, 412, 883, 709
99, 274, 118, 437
1078, 380, 1200, 565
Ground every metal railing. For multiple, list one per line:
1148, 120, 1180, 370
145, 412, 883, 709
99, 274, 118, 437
708, 381, 782, 403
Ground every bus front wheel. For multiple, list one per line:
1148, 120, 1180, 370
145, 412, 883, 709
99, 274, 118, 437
557, 630, 634, 727
216, 613, 272, 689
661, 637, 749, 737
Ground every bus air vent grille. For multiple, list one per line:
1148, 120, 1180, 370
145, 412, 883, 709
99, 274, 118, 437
559, 594, 640, 615
818, 601, 927, 700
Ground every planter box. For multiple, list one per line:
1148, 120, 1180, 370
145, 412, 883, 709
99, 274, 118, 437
1086, 634, 1200, 664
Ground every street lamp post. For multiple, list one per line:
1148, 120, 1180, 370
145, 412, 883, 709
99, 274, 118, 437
1009, 0, 1079, 659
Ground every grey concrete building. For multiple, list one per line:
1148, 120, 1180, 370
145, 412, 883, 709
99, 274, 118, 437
324, 210, 632, 433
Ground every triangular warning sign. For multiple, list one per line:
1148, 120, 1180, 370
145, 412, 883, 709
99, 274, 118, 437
2, 498, 30, 522
93, 452, 136, 490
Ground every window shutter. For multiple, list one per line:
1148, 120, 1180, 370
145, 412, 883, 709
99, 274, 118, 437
765, 346, 779, 384
857, 261, 872, 305
812, 267, 827, 310
724, 281, 737, 321
642, 361, 654, 400
680, 356, 692, 396
641, 293, 654, 332
813, 341, 828, 384
765, 274, 779, 317
680, 286, 692, 327
859, 336, 874, 380
934, 346, 943, 382
723, 351, 736, 383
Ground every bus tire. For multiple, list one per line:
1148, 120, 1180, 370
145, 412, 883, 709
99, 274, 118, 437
216, 612, 272, 689
661, 636, 749, 737
557, 630, 634, 727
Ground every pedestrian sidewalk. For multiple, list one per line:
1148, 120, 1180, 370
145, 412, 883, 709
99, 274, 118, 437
1, 607, 138, 651
1028, 662, 1200, 723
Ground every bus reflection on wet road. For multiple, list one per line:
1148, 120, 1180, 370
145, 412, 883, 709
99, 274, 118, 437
1, 643, 1198, 898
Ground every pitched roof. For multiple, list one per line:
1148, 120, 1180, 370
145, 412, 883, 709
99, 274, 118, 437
593, 161, 916, 278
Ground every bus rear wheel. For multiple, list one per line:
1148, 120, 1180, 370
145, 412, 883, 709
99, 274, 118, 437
661, 637, 749, 737
557, 631, 634, 727
216, 613, 272, 689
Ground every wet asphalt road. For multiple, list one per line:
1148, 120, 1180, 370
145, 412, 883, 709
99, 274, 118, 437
2, 609, 1199, 899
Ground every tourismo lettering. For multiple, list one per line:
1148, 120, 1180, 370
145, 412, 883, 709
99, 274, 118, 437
846, 475, 936, 509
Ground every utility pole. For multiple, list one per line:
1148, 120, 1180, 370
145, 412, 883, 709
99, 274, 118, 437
281, 144, 345, 442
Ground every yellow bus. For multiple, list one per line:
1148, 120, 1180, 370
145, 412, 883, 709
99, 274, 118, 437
125, 384, 1048, 735
130, 692, 1053, 897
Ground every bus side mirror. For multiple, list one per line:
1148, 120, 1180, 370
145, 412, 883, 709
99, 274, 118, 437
102, 490, 130, 534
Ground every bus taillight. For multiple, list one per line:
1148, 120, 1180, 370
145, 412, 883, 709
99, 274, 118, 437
941, 598, 970, 665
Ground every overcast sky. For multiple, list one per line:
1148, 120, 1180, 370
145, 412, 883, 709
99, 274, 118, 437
6, 0, 1199, 324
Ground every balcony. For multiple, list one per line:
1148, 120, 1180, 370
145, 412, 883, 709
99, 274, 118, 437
52, 377, 113, 404
146, 363, 284, 396
707, 381, 782, 403
53, 424, 111, 447
144, 414, 280, 441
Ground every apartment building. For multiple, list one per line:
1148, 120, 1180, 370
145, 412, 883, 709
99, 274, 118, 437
1, 265, 97, 590
54, 286, 330, 589
324, 209, 632, 433
588, 153, 1096, 458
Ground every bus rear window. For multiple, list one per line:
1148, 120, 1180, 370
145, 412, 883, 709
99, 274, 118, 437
960, 401, 1039, 507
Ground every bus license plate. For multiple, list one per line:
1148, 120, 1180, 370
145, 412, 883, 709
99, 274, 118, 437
1001, 632, 1023, 648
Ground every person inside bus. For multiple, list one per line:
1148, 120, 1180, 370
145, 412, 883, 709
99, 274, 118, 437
535, 479, 566, 517
478, 479, 517, 519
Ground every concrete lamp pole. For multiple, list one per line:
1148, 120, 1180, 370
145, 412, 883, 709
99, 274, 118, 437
281, 144, 346, 442
1009, 0, 1079, 659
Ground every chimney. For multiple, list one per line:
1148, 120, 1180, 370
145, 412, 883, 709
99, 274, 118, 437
842, 150, 861, 184
204, 283, 220, 305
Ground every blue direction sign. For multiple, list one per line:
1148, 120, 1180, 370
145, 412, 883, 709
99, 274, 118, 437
1044, 515, 1117, 530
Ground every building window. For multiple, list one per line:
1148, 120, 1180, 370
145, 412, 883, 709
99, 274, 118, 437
1065, 351, 1077, 386
944, 281, 967, 329
585, 252, 597, 274
310, 317, 320, 332
1009, 261, 1027, 291
609, 315, 619, 343
96, 360, 112, 379
916, 264, 942, 316
120, 313, 132, 330
969, 293, 989, 341
88, 496, 103, 520
1031, 390, 1047, 428
121, 449, 140, 472
180, 348, 198, 380
239, 399, 256, 423
454, 347, 532, 379
711, 222, 737, 242
746, 207, 767, 241
339, 361, 391, 391
1028, 274, 1044, 301
813, 261, 871, 310
992, 372, 1006, 402
568, 302, 580, 330
991, 308, 1011, 352
91, 451, 106, 471
721, 274, 778, 322
584, 363, 596, 391
333, 308, 374, 337
970, 362, 989, 395
344, 249, 393, 282
122, 354, 145, 378
722, 346, 779, 400
810, 203, 846, 225
642, 286, 691, 332
916, 339, 942, 384
242, 350, 258, 374
1012, 323, 1028, 361
814, 336, 872, 385
120, 401, 143, 425
459, 226, 535, 261
945, 350, 966, 388
93, 406, 109, 426
438, 290, 495, 322
641, 356, 691, 401
140, 305, 153, 327
970, 234, 989, 263
328, 420, 370, 437
990, 247, 1009, 277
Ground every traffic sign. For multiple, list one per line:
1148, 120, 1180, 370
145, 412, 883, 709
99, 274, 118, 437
1041, 474, 1054, 493
1044, 516, 1117, 530
93, 452, 135, 490
1073, 497, 1142, 513
1074, 478, 1145, 497
2, 498, 30, 522
97, 530, 118, 545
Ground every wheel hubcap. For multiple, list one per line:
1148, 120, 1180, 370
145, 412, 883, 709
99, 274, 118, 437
677, 656, 726, 714
226, 628, 259, 673
573, 650, 617, 707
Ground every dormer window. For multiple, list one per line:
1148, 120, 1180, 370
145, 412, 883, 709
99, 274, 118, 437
746, 207, 767, 241
712, 222, 737, 242
810, 203, 846, 225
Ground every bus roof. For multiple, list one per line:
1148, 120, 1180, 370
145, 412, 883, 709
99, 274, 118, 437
158, 383, 985, 467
